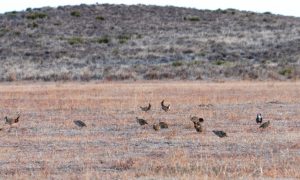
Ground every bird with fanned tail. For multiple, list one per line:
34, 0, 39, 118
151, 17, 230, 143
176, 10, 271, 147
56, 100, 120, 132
161, 100, 170, 112
140, 103, 151, 112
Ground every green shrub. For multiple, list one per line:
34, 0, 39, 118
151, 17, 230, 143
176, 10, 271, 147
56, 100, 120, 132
5, 11, 17, 17
13, 31, 21, 36
172, 61, 183, 67
26, 12, 47, 20
184, 16, 200, 21
214, 60, 226, 66
28, 22, 38, 28
118, 35, 131, 44
70, 11, 81, 17
95, 16, 105, 20
279, 68, 292, 76
97, 36, 109, 44
68, 37, 83, 45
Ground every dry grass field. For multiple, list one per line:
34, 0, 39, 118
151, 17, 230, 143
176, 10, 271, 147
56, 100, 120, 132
0, 81, 299, 179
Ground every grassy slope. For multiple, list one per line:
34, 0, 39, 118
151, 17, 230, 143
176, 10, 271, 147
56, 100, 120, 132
1, 4, 300, 81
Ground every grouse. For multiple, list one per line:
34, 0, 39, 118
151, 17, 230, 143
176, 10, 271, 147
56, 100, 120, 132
190, 116, 204, 123
213, 130, 227, 138
193, 122, 203, 133
5, 115, 20, 125
74, 120, 87, 127
140, 103, 151, 112
259, 121, 270, 129
159, 121, 168, 129
161, 100, 170, 112
136, 117, 148, 126
153, 123, 160, 131
256, 113, 263, 124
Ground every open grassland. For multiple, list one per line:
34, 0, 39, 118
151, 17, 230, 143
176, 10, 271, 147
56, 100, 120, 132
0, 81, 299, 179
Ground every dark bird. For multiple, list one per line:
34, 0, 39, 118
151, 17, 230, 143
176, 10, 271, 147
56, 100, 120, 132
193, 122, 203, 133
213, 130, 227, 138
190, 116, 204, 124
136, 117, 148, 126
140, 103, 151, 112
153, 123, 160, 131
161, 100, 170, 112
259, 121, 270, 129
74, 120, 86, 127
5, 115, 20, 125
159, 121, 168, 129
256, 113, 263, 124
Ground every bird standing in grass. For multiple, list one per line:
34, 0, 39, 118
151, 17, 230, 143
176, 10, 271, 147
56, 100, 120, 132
190, 116, 204, 124
140, 103, 151, 112
159, 121, 168, 129
74, 120, 86, 127
256, 113, 263, 124
213, 130, 227, 138
259, 120, 270, 129
5, 115, 20, 126
193, 122, 203, 133
190, 116, 204, 133
153, 123, 160, 131
136, 117, 148, 126
161, 100, 170, 112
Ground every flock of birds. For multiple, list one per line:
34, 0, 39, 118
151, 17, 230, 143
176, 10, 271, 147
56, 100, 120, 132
2, 100, 270, 137
135, 100, 271, 138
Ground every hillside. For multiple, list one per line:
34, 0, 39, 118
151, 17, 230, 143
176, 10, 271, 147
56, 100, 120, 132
1, 4, 300, 81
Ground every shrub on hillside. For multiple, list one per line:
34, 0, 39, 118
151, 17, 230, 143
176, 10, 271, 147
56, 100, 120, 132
70, 11, 81, 17
68, 37, 84, 45
26, 12, 47, 20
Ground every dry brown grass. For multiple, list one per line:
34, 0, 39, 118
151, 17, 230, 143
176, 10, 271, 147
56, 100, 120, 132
0, 81, 299, 179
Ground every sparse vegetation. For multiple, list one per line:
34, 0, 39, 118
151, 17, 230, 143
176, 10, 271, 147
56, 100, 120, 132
5, 11, 17, 17
67, 37, 84, 45
96, 36, 110, 44
0, 28, 9, 37
28, 22, 39, 28
172, 61, 183, 67
184, 16, 200, 21
95, 16, 105, 20
279, 67, 293, 76
214, 60, 226, 66
70, 11, 81, 17
117, 34, 131, 44
0, 4, 300, 81
26, 12, 47, 20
